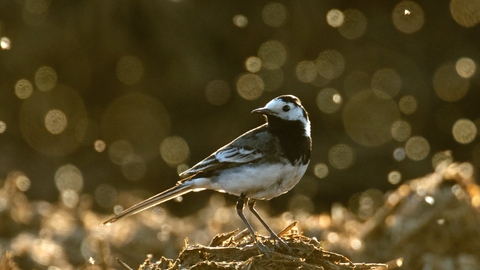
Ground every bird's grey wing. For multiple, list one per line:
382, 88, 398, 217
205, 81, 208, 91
179, 125, 272, 178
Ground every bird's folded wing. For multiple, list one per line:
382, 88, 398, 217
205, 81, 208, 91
179, 145, 264, 178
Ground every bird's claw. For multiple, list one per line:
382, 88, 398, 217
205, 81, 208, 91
254, 240, 272, 258
251, 235, 294, 257
269, 234, 295, 255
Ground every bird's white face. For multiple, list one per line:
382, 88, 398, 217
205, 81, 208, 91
254, 95, 311, 136
264, 97, 306, 121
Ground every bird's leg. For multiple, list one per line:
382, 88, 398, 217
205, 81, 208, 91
236, 194, 270, 256
247, 199, 295, 255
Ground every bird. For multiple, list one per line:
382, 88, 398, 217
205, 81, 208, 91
102, 94, 312, 255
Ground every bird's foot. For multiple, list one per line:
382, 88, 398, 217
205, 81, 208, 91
269, 234, 295, 255
254, 240, 272, 258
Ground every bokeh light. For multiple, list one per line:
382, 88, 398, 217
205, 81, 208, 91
121, 154, 147, 181
392, 1, 425, 34
116, 55, 144, 85
328, 144, 356, 170
455, 57, 476, 79
388, 171, 402, 185
30, 238, 65, 267
94, 139, 106, 152
14, 79, 33, 99
431, 151, 453, 169
289, 194, 314, 214
316, 88, 342, 114
262, 2, 287, 27
295, 60, 317, 83
61, 190, 79, 208
371, 68, 402, 99
349, 189, 384, 221
391, 120, 411, 142
405, 136, 430, 161
393, 147, 406, 161
108, 140, 134, 165
316, 49, 345, 80
19, 85, 87, 157
160, 136, 190, 166
9, 171, 31, 192
452, 119, 477, 144
245, 56, 262, 73
44, 109, 68, 135
232, 14, 248, 28
236, 73, 264, 100
0, 121, 6, 133
257, 40, 287, 70
177, 163, 189, 175
326, 9, 345, 28
54, 164, 83, 193
338, 9, 367, 40
450, 0, 480, 28
343, 91, 400, 146
433, 63, 469, 102
0, 36, 11, 50
313, 163, 329, 179
398, 95, 417, 115
35, 66, 57, 91
205, 80, 231, 105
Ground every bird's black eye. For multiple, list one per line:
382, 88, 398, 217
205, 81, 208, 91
282, 105, 290, 112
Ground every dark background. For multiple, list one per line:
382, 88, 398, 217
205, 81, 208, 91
1, 0, 479, 218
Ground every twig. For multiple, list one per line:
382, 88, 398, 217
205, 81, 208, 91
116, 258, 134, 270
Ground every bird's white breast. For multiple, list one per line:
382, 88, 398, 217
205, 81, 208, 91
207, 160, 309, 200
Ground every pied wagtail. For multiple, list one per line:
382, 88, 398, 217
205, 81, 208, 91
103, 95, 312, 255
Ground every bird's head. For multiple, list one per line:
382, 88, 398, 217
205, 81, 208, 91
252, 95, 310, 136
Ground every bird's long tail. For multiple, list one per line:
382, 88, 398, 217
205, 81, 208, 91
102, 182, 194, 225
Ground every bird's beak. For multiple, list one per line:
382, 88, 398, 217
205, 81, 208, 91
251, 107, 273, 115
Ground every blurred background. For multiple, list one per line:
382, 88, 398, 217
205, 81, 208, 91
0, 0, 480, 269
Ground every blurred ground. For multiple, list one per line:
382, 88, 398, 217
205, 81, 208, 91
1, 161, 479, 269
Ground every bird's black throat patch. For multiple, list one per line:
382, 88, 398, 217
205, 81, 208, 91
267, 116, 311, 165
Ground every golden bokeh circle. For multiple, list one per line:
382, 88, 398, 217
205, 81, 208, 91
343, 91, 400, 147
257, 40, 287, 70
452, 119, 477, 144
398, 95, 417, 115
262, 2, 287, 27
338, 9, 367, 40
450, 0, 480, 28
316, 50, 345, 80
433, 63, 469, 102
316, 88, 342, 114
405, 136, 430, 161
19, 85, 87, 157
236, 73, 264, 100
35, 66, 57, 91
15, 79, 34, 99
160, 136, 190, 166
392, 1, 425, 34
205, 80, 231, 106
328, 144, 356, 170
326, 9, 345, 28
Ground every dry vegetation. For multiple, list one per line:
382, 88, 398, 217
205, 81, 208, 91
1, 161, 479, 269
